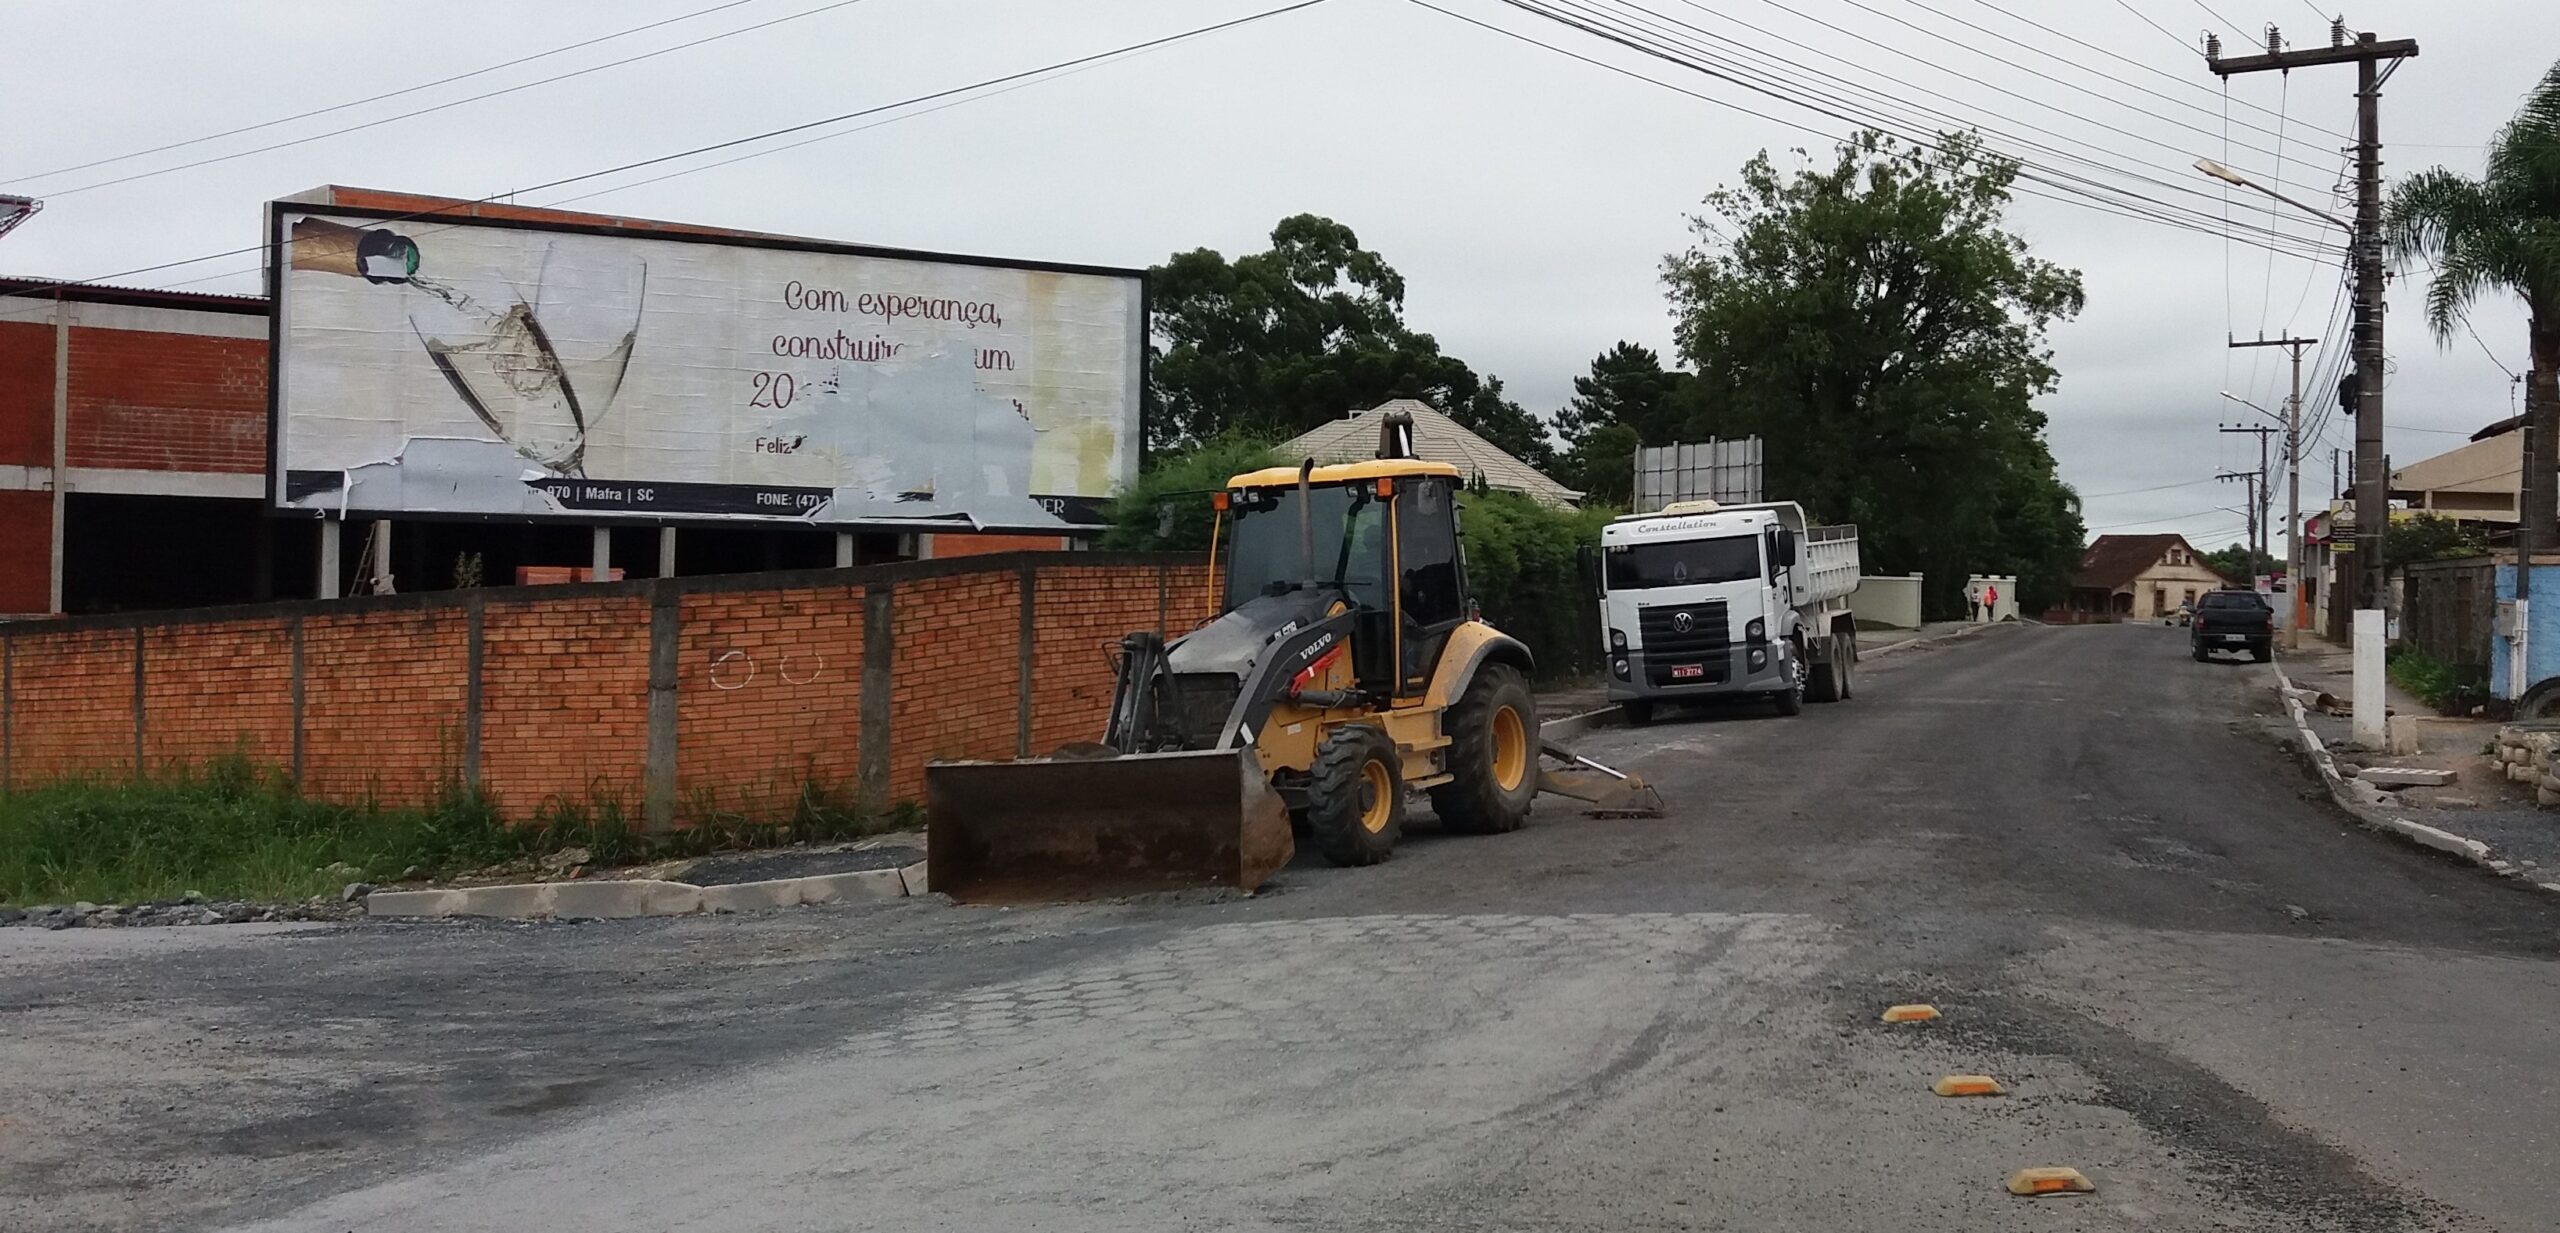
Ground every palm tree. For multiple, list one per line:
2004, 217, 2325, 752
2387, 58, 2560, 534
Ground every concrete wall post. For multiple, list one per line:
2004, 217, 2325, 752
645, 587, 680, 830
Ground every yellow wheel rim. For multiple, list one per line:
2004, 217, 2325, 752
1491, 704, 1528, 793
1359, 759, 1394, 833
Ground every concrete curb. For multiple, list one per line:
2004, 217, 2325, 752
1862, 621, 2008, 659
366, 859, 931, 921
2266, 661, 2553, 894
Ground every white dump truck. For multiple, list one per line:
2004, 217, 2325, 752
1593, 500, 1862, 723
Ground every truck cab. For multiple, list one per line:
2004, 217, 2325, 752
1593, 500, 1861, 722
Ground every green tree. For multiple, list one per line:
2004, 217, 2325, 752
1099, 434, 1279, 552
1553, 342, 1687, 504
2387, 58, 2560, 535
1449, 373, 1557, 471
1662, 130, 2088, 614
2383, 513, 2491, 565
2203, 543, 2280, 580
1146, 215, 1483, 450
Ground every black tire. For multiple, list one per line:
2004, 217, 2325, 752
1806, 633, 1844, 703
1621, 698, 1654, 726
1305, 724, 1403, 866
2251, 641, 2272, 663
1432, 664, 1539, 835
1772, 643, 1807, 716
1837, 631, 1855, 700
2192, 643, 2210, 662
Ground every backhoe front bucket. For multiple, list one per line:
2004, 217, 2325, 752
925, 747, 1294, 903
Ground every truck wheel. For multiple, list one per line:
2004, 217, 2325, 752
1772, 646, 1806, 716
1621, 698, 1654, 727
1836, 632, 1855, 700
1305, 724, 1403, 866
1432, 664, 1539, 835
1806, 634, 1843, 703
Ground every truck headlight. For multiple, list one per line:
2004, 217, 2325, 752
1610, 628, 1628, 650
1749, 647, 1768, 672
1612, 657, 1631, 679
1746, 617, 1767, 643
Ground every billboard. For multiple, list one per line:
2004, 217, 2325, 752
267, 205, 1145, 530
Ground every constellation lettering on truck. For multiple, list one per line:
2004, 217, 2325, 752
268, 204, 1145, 531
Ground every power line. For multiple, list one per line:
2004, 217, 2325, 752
2113, 0, 2201, 57
1600, 0, 2339, 239
24, 0, 883, 198
1474, 1, 2346, 258
0, 0, 1336, 318
2190, 0, 2254, 42
5, 0, 776, 184
2079, 476, 2222, 499
1959, 0, 2345, 139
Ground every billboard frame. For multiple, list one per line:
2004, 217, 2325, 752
262, 200, 1151, 535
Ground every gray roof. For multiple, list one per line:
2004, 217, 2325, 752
1272, 400, 1580, 508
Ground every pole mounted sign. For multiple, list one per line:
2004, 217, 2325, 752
266, 204, 1146, 531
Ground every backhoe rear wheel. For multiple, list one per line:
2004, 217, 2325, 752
1306, 724, 1403, 866
1431, 663, 1539, 834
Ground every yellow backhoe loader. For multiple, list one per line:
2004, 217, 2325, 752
925, 412, 1662, 902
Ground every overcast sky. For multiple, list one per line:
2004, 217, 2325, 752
2, 0, 2548, 554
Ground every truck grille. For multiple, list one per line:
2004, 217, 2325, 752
1637, 600, 1730, 657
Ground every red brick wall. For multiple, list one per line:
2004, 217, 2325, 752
931, 533, 1069, 559
0, 319, 52, 468
300, 608, 467, 803
478, 595, 652, 813
0, 490, 48, 615
2, 554, 1201, 819
64, 326, 266, 474
676, 584, 866, 816
886, 571, 1023, 802
142, 620, 293, 769
7, 626, 137, 781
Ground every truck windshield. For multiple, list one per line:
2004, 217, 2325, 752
1604, 535, 1762, 590
1225, 484, 1389, 610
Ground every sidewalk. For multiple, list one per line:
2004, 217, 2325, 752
2275, 635, 2560, 882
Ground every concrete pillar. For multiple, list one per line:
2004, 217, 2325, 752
369, 520, 395, 594
317, 519, 342, 600
911, 534, 933, 560
658, 526, 677, 578
834, 530, 855, 569
48, 306, 69, 615
591, 526, 611, 581
2353, 608, 2386, 748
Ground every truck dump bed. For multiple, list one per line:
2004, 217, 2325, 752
1801, 524, 1861, 605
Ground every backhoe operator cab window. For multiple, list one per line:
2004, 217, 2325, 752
1224, 482, 1389, 614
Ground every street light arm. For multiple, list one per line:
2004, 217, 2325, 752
2194, 158, 2355, 232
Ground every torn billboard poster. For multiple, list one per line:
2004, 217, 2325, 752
267, 206, 1145, 529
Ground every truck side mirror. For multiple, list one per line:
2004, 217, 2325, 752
1577, 543, 1601, 595
1780, 529, 1799, 566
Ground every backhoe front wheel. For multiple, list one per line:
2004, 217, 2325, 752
1306, 724, 1404, 866
1432, 663, 1539, 834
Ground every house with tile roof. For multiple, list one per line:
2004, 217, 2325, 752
1273, 400, 1579, 509
2061, 534, 2240, 622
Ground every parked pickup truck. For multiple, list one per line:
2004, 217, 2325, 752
2190, 589, 2274, 662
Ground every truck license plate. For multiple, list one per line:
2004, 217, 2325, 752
1670, 664, 1704, 679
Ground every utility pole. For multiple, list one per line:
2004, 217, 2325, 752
2233, 335, 2318, 644
2217, 468, 2264, 564
2213, 24, 2415, 744
2220, 423, 2278, 568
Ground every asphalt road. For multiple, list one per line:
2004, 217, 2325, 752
6, 622, 2557, 1231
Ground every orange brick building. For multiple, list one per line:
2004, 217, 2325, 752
0, 186, 1079, 619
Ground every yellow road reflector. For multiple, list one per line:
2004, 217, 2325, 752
2006, 1167, 2094, 1196
1933, 1074, 2004, 1097
1880, 1003, 1940, 1023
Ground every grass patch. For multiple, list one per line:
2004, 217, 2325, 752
2384, 646, 2483, 713
0, 753, 914, 908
